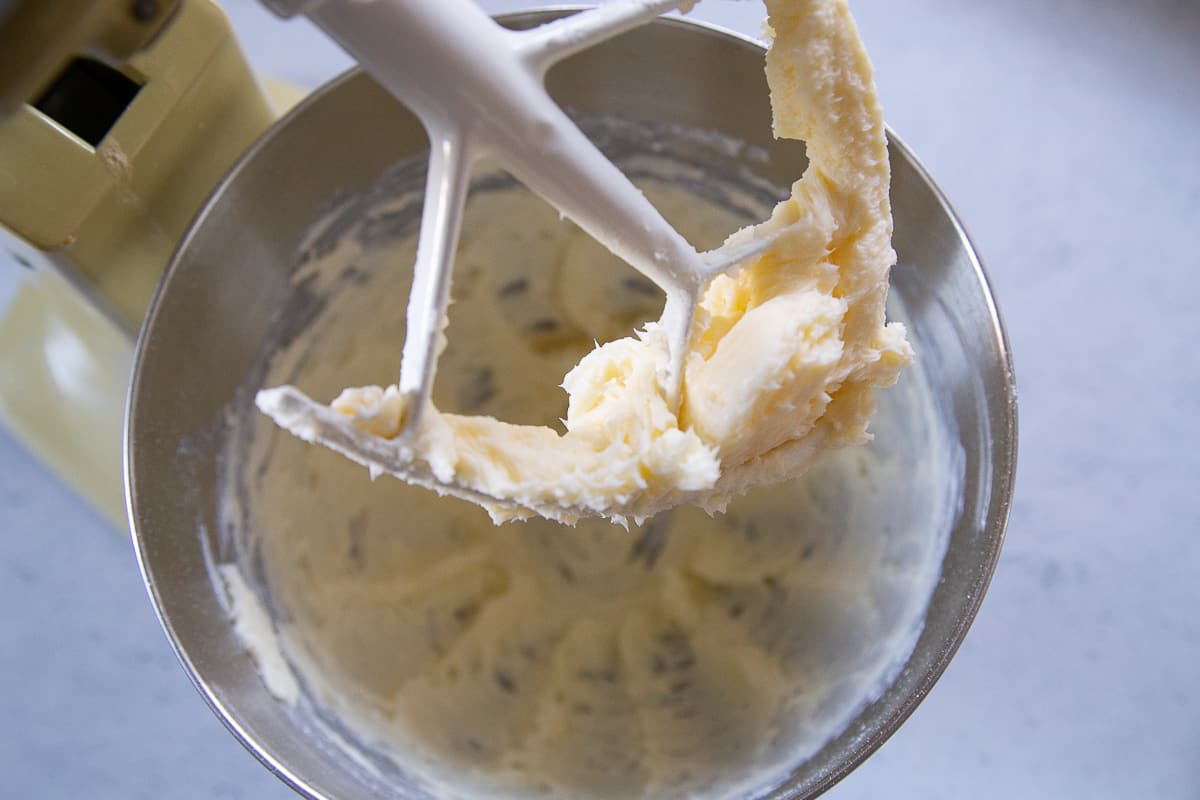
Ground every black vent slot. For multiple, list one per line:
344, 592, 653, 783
34, 57, 142, 147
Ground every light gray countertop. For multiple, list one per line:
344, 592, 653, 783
2, 0, 1197, 797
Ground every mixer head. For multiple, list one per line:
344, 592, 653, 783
0, 0, 181, 119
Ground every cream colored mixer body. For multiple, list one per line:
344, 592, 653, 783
0, 0, 284, 525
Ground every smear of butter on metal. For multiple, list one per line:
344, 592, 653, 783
219, 564, 300, 705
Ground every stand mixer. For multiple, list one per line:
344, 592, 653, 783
1, 3, 1015, 797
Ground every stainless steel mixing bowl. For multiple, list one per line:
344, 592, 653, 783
127, 11, 1015, 800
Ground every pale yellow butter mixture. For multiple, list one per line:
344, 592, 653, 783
257, 0, 912, 524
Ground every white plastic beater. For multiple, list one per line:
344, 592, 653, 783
260, 0, 778, 436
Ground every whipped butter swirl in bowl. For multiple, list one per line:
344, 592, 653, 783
126, 5, 1015, 800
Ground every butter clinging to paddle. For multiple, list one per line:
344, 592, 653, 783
256, 0, 911, 524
